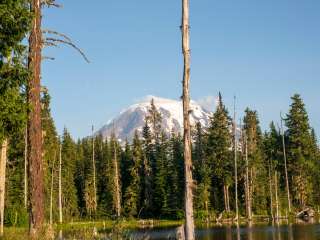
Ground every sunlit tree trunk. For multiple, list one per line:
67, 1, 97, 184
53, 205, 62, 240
0, 139, 8, 236
59, 143, 63, 224
274, 171, 280, 223
92, 127, 97, 213
268, 159, 274, 221
280, 115, 291, 213
50, 151, 56, 225
234, 98, 239, 222
28, 0, 44, 235
182, 0, 195, 238
245, 134, 252, 221
114, 141, 121, 218
24, 127, 28, 209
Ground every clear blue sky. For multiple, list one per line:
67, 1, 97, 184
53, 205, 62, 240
42, 0, 320, 139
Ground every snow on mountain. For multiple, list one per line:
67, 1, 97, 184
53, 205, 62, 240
97, 95, 212, 142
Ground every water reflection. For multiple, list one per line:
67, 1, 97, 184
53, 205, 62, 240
57, 223, 320, 240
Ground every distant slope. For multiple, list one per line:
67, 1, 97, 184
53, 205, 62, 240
97, 96, 212, 142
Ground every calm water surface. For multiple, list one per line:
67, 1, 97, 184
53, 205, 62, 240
128, 223, 320, 240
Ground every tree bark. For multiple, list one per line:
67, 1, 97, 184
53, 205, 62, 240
268, 159, 274, 220
50, 164, 54, 225
223, 185, 227, 212
24, 127, 28, 209
50, 151, 56, 225
59, 143, 62, 224
245, 134, 252, 221
0, 139, 8, 236
92, 128, 97, 213
28, 0, 44, 235
226, 185, 230, 212
114, 141, 121, 218
280, 115, 291, 213
182, 0, 195, 238
234, 101, 239, 222
274, 171, 280, 222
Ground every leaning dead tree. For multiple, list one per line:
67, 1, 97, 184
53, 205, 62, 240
181, 0, 195, 239
280, 112, 291, 213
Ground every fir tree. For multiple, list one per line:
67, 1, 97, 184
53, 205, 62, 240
123, 131, 143, 218
60, 128, 79, 221
243, 108, 267, 215
193, 123, 211, 220
206, 93, 232, 212
0, 0, 31, 233
285, 94, 314, 207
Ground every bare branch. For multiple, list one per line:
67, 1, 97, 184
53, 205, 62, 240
45, 37, 90, 63
41, 0, 62, 8
43, 41, 59, 48
42, 29, 72, 42
42, 56, 55, 61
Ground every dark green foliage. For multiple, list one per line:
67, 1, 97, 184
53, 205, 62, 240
286, 94, 314, 207
193, 123, 211, 218
206, 93, 232, 212
0, 2, 31, 227
123, 131, 143, 217
61, 129, 79, 220
243, 108, 268, 214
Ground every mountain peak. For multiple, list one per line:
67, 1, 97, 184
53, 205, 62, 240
98, 96, 212, 142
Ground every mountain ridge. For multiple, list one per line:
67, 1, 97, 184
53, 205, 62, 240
97, 95, 212, 142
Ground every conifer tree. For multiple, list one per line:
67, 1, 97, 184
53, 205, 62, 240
285, 94, 314, 207
166, 132, 184, 219
60, 128, 79, 221
243, 108, 267, 215
140, 112, 156, 217
154, 132, 169, 217
263, 122, 281, 218
123, 131, 143, 218
193, 123, 211, 220
0, 0, 31, 234
206, 93, 232, 212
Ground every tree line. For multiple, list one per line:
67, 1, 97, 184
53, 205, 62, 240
3, 92, 320, 225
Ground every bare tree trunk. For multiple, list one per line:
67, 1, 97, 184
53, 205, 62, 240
268, 159, 274, 221
223, 185, 227, 212
0, 139, 8, 236
226, 185, 230, 212
274, 171, 279, 222
280, 114, 291, 214
234, 98, 239, 222
92, 127, 97, 213
49, 165, 54, 225
24, 127, 28, 209
182, 0, 195, 238
245, 135, 252, 221
59, 143, 62, 224
114, 141, 121, 218
28, 0, 44, 235
50, 151, 56, 225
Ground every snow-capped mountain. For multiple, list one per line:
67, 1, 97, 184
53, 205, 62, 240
97, 96, 212, 142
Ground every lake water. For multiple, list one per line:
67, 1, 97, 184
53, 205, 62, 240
127, 223, 320, 240
59, 222, 320, 239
